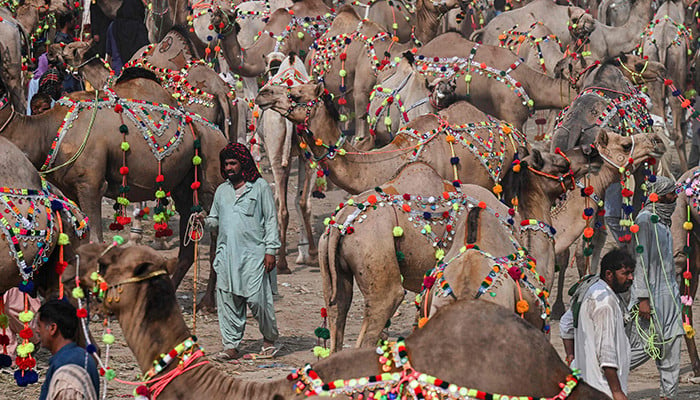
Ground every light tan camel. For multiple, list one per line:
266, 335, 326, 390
549, 130, 667, 318
0, 8, 29, 113
76, 242, 609, 399
319, 143, 595, 351
485, 21, 565, 75
49, 30, 239, 141
0, 76, 227, 290
671, 166, 700, 378
597, 0, 632, 26
256, 83, 529, 194
638, 1, 690, 172
232, 0, 293, 48
0, 136, 88, 296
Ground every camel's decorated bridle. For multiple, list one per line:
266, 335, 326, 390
92, 268, 168, 303
526, 148, 577, 193
615, 57, 652, 87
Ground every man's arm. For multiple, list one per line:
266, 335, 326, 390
603, 367, 628, 400
259, 182, 281, 255
559, 309, 575, 365
632, 215, 653, 318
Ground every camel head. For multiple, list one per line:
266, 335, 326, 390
522, 147, 578, 199
76, 243, 177, 318
610, 53, 666, 87
566, 7, 595, 41
594, 130, 666, 172
427, 77, 458, 110
48, 0, 75, 17
210, 6, 240, 38
421, 0, 466, 15
49, 40, 96, 71
256, 82, 338, 125
561, 144, 603, 177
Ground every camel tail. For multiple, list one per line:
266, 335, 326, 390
319, 228, 340, 305
469, 27, 485, 42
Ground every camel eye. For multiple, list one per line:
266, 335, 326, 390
622, 142, 632, 151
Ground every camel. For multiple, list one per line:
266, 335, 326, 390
259, 54, 317, 272
0, 75, 227, 290
0, 136, 88, 296
0, 9, 28, 113
364, 37, 575, 147
75, 242, 609, 399
566, 0, 654, 60
474, 0, 652, 59
637, 0, 690, 172
319, 142, 597, 351
233, 0, 294, 48
351, 0, 467, 44
50, 33, 239, 141
257, 83, 532, 195
672, 166, 700, 378
597, 0, 632, 26
484, 21, 566, 75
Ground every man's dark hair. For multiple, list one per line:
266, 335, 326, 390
57, 13, 74, 29
30, 92, 52, 114
38, 299, 79, 340
599, 248, 635, 279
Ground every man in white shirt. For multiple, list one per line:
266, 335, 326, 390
560, 248, 635, 400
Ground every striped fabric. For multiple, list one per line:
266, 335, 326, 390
47, 364, 98, 400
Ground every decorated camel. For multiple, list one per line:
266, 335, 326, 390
0, 8, 29, 113
0, 73, 227, 290
49, 29, 239, 140
365, 38, 575, 148
636, 0, 691, 171
75, 242, 609, 399
319, 143, 596, 351
672, 166, 700, 378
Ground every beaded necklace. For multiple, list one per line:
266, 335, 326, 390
366, 70, 430, 137
635, 15, 693, 57
141, 336, 198, 381
254, 11, 336, 54
413, 44, 534, 113
497, 22, 563, 74
289, 339, 581, 399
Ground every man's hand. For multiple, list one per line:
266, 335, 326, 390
264, 254, 276, 273
611, 392, 628, 400
638, 298, 651, 320
194, 211, 207, 223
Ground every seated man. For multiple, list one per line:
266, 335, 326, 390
30, 92, 53, 115
37, 300, 99, 400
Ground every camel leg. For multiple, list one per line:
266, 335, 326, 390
199, 239, 218, 313
327, 268, 354, 353
73, 181, 106, 243
550, 249, 570, 320
170, 186, 196, 289
671, 101, 688, 173
295, 156, 317, 265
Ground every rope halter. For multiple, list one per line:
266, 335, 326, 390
526, 148, 576, 192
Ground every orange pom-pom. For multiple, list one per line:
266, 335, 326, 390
445, 135, 455, 143
402, 204, 411, 212
648, 193, 659, 202
516, 300, 529, 314
583, 227, 594, 238
417, 317, 429, 328
630, 224, 639, 233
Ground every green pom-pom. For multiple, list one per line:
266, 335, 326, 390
155, 190, 166, 199
90, 272, 99, 281
339, 69, 347, 78
192, 155, 202, 165
297, 32, 304, 39
339, 114, 348, 122
105, 369, 116, 380
193, 139, 201, 149
119, 124, 129, 133
72, 287, 85, 299
314, 327, 330, 339
396, 251, 405, 262
393, 226, 404, 237
102, 333, 115, 345
650, 214, 659, 223
583, 247, 593, 257
120, 142, 130, 152
0, 314, 9, 329
113, 235, 125, 245
636, 245, 644, 253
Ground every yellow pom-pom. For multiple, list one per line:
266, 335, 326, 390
393, 226, 404, 237
72, 287, 85, 299
685, 323, 696, 339
58, 233, 70, 246
684, 221, 694, 231
435, 248, 445, 260
18, 311, 34, 323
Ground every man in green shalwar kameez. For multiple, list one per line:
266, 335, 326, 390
199, 143, 281, 361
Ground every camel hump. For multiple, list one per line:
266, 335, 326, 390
335, 4, 361, 19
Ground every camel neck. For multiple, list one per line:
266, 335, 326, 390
516, 180, 556, 285
523, 71, 576, 110
2, 111, 57, 169
80, 60, 111, 90
413, 0, 442, 44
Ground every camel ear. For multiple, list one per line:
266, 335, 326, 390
567, 6, 573, 18
531, 149, 545, 170
517, 145, 529, 159
596, 130, 609, 148
314, 82, 325, 98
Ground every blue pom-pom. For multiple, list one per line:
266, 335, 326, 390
0, 354, 11, 368
344, 38, 352, 44
312, 191, 326, 199
452, 180, 460, 188
50, 200, 64, 211
14, 369, 38, 386
649, 175, 657, 183
206, 36, 213, 42
584, 207, 594, 216
423, 212, 432, 219
86, 344, 97, 354
507, 218, 514, 225
594, 221, 602, 229
624, 205, 635, 214
339, 85, 346, 92
643, 169, 651, 176
672, 89, 681, 97
550, 227, 557, 235
450, 157, 460, 165
18, 281, 33, 294
25, 370, 38, 384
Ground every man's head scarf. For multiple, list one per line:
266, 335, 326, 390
643, 175, 677, 226
219, 143, 262, 183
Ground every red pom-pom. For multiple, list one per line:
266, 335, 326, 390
55, 261, 68, 275
508, 266, 522, 281
114, 104, 123, 113
155, 175, 165, 183
76, 308, 88, 318
477, 201, 486, 209
402, 193, 411, 200
684, 271, 693, 280
136, 385, 151, 396
338, 98, 347, 105
320, 308, 327, 318
19, 328, 33, 340
190, 181, 201, 190
185, 116, 193, 124
0, 334, 9, 346
248, 124, 256, 132
119, 166, 129, 175
584, 186, 594, 196
339, 53, 347, 61
249, 137, 257, 145
664, 79, 673, 86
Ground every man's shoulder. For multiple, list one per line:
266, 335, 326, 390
583, 281, 618, 308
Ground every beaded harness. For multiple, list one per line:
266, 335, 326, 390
289, 339, 581, 399
412, 44, 535, 113
635, 15, 693, 58
497, 22, 563, 74
254, 11, 336, 55
42, 89, 217, 171
366, 69, 431, 138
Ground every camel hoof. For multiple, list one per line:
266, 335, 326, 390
277, 266, 293, 275
295, 253, 319, 266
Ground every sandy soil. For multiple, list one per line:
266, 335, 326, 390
1, 167, 699, 400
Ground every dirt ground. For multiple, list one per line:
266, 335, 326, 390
2, 166, 700, 399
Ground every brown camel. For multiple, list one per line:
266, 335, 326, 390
0, 76, 227, 290
0, 9, 29, 113
549, 130, 667, 319
352, 0, 466, 45
566, 0, 654, 60
256, 83, 530, 195
0, 136, 88, 296
319, 144, 595, 351
49, 30, 239, 141
638, 0, 690, 172
672, 166, 700, 378
485, 21, 566, 75
76, 242, 609, 399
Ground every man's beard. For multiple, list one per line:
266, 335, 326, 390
228, 171, 243, 184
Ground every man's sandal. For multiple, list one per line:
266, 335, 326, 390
242, 345, 283, 360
